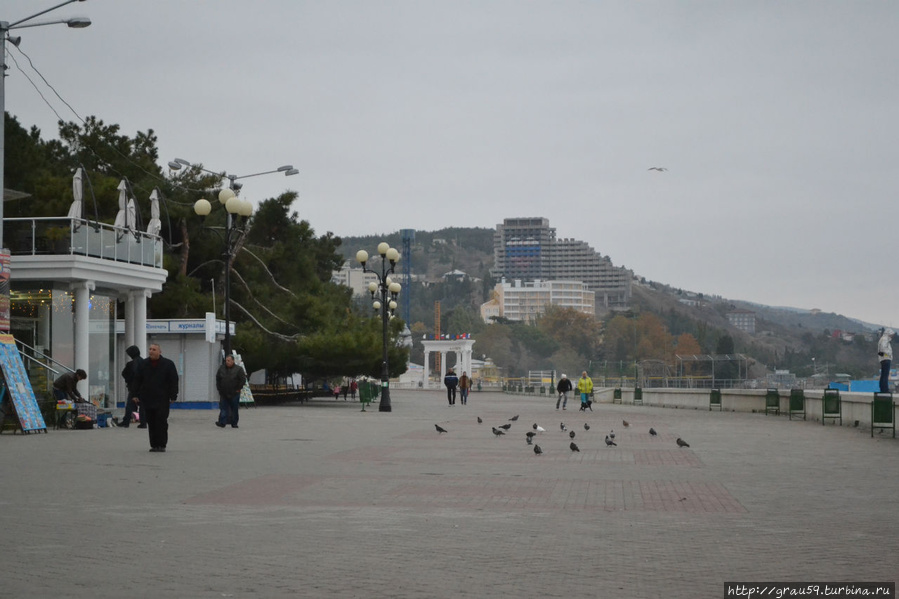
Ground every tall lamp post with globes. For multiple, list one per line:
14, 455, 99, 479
170, 158, 297, 359
193, 188, 251, 358
356, 243, 401, 413
1, 0, 91, 249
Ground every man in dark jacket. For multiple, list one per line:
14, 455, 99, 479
215, 355, 247, 428
444, 368, 459, 406
132, 343, 179, 452
53, 369, 87, 403
117, 345, 143, 428
556, 374, 573, 410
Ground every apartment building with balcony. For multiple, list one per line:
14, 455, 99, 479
491, 217, 632, 309
480, 279, 595, 323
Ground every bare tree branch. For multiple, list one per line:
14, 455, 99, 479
230, 299, 304, 342
230, 268, 299, 330
239, 246, 298, 299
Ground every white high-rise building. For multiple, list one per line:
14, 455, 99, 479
491, 217, 632, 308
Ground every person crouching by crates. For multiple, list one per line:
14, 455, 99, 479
215, 355, 246, 429
53, 369, 87, 403
133, 343, 179, 453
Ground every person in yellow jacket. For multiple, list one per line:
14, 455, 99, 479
577, 371, 594, 412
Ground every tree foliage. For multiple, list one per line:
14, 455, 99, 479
5, 113, 407, 382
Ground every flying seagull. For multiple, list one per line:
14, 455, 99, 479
492, 427, 506, 438
534, 444, 543, 455
649, 427, 657, 436
509, 415, 519, 421
584, 423, 590, 431
435, 424, 448, 434
477, 417, 483, 424
569, 430, 576, 440
676, 437, 690, 448
570, 442, 580, 452
648, 167, 668, 171
605, 435, 617, 447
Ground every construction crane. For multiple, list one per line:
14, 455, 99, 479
400, 229, 415, 324
434, 300, 441, 375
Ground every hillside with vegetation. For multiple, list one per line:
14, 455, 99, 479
341, 229, 879, 381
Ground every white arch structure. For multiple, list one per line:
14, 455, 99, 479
421, 339, 476, 389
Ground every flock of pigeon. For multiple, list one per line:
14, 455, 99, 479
436, 416, 691, 455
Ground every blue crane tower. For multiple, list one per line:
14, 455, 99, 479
400, 229, 415, 323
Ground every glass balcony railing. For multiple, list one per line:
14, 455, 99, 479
5, 217, 163, 268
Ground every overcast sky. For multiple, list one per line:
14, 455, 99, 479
4, 1, 898, 327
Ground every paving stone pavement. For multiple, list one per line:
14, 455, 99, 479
1, 390, 897, 598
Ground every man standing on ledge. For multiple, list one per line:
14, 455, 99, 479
877, 328, 894, 393
133, 343, 179, 453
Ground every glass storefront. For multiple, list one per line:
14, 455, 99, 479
10, 285, 117, 407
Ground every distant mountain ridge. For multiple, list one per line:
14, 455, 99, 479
340, 227, 878, 332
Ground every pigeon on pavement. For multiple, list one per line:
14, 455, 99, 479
560, 422, 567, 431
605, 435, 617, 447
534, 444, 543, 455
526, 435, 533, 445
584, 423, 590, 431
509, 415, 519, 421
622, 420, 630, 428
570, 442, 580, 452
435, 424, 448, 434
609, 430, 615, 439
649, 427, 657, 436
569, 430, 576, 439
499, 424, 512, 430
477, 417, 483, 424
492, 427, 505, 437
533, 424, 546, 433
676, 437, 690, 448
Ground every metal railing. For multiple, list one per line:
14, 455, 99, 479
4, 217, 163, 268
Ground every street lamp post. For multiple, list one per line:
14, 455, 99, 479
1, 0, 91, 248
171, 158, 297, 359
356, 243, 401, 413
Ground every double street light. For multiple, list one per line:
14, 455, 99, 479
1, 0, 91, 248
356, 243, 401, 413
169, 158, 297, 359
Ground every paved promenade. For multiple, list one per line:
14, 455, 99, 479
1, 390, 897, 598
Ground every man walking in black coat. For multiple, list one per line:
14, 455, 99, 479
132, 343, 179, 452
444, 368, 459, 406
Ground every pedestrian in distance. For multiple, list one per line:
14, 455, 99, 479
350, 379, 358, 400
117, 345, 144, 427
459, 371, 471, 405
215, 354, 247, 429
53, 369, 87, 403
577, 371, 594, 411
444, 368, 459, 406
556, 374, 573, 410
877, 328, 894, 393
132, 343, 179, 453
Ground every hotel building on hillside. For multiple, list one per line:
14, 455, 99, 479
491, 217, 632, 309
